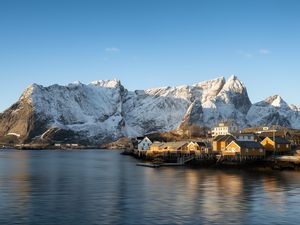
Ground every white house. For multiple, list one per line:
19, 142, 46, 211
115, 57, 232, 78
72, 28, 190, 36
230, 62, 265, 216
138, 137, 153, 150
212, 122, 239, 137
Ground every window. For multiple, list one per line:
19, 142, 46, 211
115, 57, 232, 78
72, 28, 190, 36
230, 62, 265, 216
286, 144, 289, 148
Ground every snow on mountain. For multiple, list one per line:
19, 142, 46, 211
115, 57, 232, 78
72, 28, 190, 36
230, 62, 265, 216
15, 80, 126, 143
123, 85, 191, 137
122, 75, 252, 136
246, 95, 300, 128
191, 77, 225, 102
179, 99, 204, 127
200, 75, 251, 128
1, 75, 300, 145
89, 79, 121, 88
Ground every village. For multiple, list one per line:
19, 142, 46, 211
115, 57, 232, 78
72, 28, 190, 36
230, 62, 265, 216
127, 122, 300, 169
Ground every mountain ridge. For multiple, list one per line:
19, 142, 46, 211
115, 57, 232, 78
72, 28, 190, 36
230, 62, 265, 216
0, 76, 299, 145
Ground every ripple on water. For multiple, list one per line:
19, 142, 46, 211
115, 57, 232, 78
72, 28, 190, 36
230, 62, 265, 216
0, 150, 299, 225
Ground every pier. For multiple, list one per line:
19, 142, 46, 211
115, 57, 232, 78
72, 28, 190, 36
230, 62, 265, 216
136, 156, 195, 168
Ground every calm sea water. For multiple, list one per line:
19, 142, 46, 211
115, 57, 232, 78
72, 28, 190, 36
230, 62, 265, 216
0, 150, 299, 225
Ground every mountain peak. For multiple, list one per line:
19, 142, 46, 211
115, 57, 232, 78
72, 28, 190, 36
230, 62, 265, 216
192, 76, 225, 87
90, 79, 121, 88
72, 80, 83, 85
19, 83, 41, 101
222, 75, 246, 94
228, 75, 237, 80
264, 95, 287, 107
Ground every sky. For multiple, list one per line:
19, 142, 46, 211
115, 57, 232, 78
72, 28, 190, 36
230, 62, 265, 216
0, 0, 300, 112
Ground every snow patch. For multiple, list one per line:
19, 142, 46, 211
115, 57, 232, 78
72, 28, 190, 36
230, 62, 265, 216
7, 133, 20, 137
90, 79, 121, 88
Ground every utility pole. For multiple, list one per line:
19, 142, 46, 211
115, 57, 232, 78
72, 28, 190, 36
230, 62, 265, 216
273, 130, 276, 160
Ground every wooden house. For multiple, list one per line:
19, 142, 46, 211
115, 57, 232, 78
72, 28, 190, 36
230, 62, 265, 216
147, 141, 189, 157
149, 142, 165, 151
224, 141, 265, 158
212, 135, 236, 153
187, 142, 199, 151
260, 136, 291, 154
137, 137, 152, 150
289, 132, 300, 146
187, 141, 212, 154
212, 122, 239, 137
149, 141, 188, 152
163, 141, 189, 152
259, 131, 291, 139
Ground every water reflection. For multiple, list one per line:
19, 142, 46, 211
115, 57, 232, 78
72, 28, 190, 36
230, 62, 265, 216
0, 150, 299, 225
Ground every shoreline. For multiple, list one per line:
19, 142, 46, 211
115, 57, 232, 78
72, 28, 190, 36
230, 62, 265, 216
1, 147, 300, 172
124, 150, 300, 172
0, 146, 117, 150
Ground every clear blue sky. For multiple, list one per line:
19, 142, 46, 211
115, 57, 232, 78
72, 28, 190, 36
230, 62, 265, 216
0, 0, 300, 112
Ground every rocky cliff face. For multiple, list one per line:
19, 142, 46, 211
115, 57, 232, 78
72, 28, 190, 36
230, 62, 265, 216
0, 76, 299, 145
0, 80, 126, 144
246, 95, 300, 128
123, 75, 252, 137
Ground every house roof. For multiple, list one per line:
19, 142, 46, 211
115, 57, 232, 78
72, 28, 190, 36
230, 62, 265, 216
188, 141, 212, 148
232, 132, 256, 137
137, 136, 152, 144
213, 135, 225, 141
151, 142, 165, 147
235, 141, 263, 149
259, 131, 290, 138
266, 136, 290, 144
196, 142, 206, 147
163, 141, 189, 150
213, 135, 236, 142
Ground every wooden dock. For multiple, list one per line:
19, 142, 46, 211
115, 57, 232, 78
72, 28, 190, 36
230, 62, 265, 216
136, 163, 161, 168
136, 156, 195, 168
277, 156, 300, 163
136, 162, 184, 167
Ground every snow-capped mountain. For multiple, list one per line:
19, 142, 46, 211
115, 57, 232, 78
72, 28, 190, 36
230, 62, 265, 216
246, 95, 300, 128
0, 75, 299, 145
123, 75, 251, 137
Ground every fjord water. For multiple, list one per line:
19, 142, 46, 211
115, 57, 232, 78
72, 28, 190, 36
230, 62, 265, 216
0, 150, 299, 225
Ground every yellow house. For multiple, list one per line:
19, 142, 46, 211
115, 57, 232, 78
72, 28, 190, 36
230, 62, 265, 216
187, 142, 199, 151
212, 135, 236, 153
163, 141, 189, 152
148, 141, 189, 155
260, 136, 291, 153
224, 141, 266, 157
187, 141, 212, 153
149, 142, 165, 151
